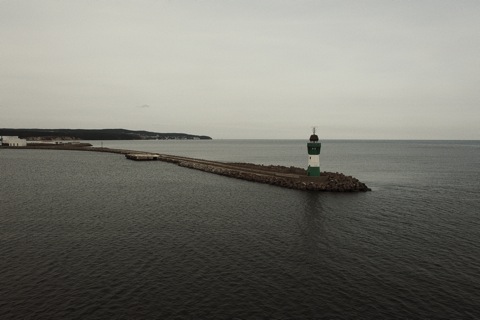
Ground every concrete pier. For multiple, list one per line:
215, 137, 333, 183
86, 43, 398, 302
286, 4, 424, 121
125, 153, 160, 161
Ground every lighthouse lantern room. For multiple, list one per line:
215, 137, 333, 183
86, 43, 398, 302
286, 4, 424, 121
307, 128, 321, 176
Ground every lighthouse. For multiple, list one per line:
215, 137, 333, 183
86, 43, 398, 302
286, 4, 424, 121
307, 128, 321, 176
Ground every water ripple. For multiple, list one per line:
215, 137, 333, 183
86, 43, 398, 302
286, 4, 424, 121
1, 146, 479, 319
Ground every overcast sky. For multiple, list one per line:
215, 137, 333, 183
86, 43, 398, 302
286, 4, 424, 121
1, 1, 479, 139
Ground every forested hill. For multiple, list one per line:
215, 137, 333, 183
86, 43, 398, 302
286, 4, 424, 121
0, 128, 212, 140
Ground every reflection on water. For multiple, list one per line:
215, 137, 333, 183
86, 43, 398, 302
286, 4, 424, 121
299, 193, 327, 252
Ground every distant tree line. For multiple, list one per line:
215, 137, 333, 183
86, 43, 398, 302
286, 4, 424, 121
0, 128, 212, 140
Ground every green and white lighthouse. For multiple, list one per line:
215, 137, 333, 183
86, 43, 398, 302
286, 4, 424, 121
307, 128, 321, 176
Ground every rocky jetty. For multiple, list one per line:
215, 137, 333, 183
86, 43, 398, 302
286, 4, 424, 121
7, 144, 371, 192
177, 161, 371, 192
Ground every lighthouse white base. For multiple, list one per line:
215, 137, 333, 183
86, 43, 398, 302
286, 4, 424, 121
307, 155, 321, 176
308, 155, 320, 167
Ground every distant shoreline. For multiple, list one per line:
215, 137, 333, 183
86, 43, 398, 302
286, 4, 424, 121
0, 128, 212, 141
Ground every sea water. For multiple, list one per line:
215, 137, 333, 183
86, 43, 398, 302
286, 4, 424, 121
1, 140, 479, 319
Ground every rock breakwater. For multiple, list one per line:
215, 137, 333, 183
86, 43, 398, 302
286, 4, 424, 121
7, 145, 371, 192
178, 161, 371, 192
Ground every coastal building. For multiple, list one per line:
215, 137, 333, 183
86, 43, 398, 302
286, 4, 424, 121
1, 136, 27, 147
307, 128, 321, 176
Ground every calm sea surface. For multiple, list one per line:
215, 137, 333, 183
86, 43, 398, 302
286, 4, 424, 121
1, 140, 479, 319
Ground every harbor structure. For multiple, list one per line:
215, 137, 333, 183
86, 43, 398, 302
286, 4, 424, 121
125, 153, 160, 161
307, 128, 321, 176
4, 143, 370, 191
1, 136, 27, 147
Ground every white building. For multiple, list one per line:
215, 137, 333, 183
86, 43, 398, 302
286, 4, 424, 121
1, 136, 27, 147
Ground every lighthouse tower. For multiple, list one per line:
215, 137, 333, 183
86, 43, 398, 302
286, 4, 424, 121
307, 128, 321, 176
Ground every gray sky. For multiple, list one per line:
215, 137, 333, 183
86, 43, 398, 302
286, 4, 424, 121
1, 0, 479, 139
